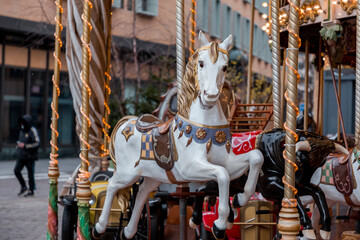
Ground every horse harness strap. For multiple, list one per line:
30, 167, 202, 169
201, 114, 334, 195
197, 46, 229, 59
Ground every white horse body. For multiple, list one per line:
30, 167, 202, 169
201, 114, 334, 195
300, 148, 360, 238
94, 32, 264, 239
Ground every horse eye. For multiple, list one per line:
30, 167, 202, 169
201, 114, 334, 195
223, 66, 228, 72
199, 61, 204, 68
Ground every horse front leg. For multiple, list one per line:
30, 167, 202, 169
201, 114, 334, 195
232, 150, 264, 208
180, 162, 230, 239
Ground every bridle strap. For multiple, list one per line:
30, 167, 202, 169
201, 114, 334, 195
197, 46, 229, 59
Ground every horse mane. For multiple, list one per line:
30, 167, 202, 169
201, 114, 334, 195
177, 41, 220, 118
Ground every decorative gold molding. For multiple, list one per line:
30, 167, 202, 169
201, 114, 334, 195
340, 0, 356, 15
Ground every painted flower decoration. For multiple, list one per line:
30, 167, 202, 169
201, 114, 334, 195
196, 128, 207, 140
215, 130, 226, 144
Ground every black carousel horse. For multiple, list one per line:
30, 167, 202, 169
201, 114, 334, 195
190, 129, 348, 239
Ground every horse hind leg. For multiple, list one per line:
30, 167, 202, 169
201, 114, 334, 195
123, 177, 161, 239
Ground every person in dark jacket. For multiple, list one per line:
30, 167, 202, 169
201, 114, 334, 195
14, 114, 40, 197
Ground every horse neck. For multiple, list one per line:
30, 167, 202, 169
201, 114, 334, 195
188, 98, 228, 126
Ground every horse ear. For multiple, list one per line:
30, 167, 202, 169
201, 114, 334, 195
199, 30, 210, 47
220, 34, 233, 52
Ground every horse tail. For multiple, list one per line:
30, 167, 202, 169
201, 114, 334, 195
109, 116, 137, 170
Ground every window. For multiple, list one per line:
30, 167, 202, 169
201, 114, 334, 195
263, 31, 272, 63
197, 0, 209, 32
112, 0, 124, 8
210, 0, 221, 38
222, 4, 232, 40
3, 68, 25, 144
127, 0, 132, 11
136, 0, 158, 16
253, 25, 260, 57
233, 12, 241, 49
242, 18, 250, 51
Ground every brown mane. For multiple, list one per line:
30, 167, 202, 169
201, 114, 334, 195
177, 41, 220, 118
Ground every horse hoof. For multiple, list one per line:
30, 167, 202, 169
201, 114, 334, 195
92, 227, 102, 239
212, 223, 226, 240
302, 229, 316, 239
232, 207, 238, 219
320, 230, 331, 240
120, 229, 129, 240
226, 221, 233, 229
232, 194, 241, 208
189, 217, 198, 229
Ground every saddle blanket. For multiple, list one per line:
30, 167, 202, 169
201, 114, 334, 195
232, 131, 262, 155
320, 158, 334, 185
140, 130, 155, 160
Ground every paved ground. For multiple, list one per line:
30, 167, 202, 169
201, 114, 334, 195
0, 158, 78, 240
0, 157, 358, 240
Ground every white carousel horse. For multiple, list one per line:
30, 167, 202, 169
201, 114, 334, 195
301, 146, 360, 239
93, 32, 264, 240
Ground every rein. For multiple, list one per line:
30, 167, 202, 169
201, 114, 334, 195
197, 46, 229, 58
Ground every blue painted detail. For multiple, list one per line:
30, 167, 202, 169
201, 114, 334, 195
175, 115, 231, 146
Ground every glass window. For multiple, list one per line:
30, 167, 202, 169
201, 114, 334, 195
47, 72, 75, 146
135, 0, 158, 16
112, 0, 124, 8
127, 0, 132, 11
233, 12, 242, 49
197, 0, 209, 32
242, 18, 250, 51
222, 5, 232, 40
3, 67, 25, 144
210, 0, 221, 38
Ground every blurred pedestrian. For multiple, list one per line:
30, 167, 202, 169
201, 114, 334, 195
14, 114, 40, 197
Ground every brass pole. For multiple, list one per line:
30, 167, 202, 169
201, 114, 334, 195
101, 1, 113, 171
176, 0, 185, 101
271, 0, 282, 128
304, 40, 309, 130
319, 65, 324, 135
337, 65, 341, 141
278, 0, 301, 237
281, 49, 286, 125
246, 0, 256, 104
47, 0, 63, 238
355, 0, 360, 145
189, 0, 196, 57
76, 0, 93, 239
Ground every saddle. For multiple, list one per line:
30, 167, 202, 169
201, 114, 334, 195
136, 114, 177, 171
328, 149, 354, 196
135, 114, 173, 134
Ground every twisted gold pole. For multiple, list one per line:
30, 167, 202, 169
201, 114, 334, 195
304, 40, 309, 130
76, 0, 93, 239
189, 0, 196, 58
101, 1, 112, 170
278, 0, 301, 237
356, 0, 360, 145
176, 0, 185, 100
271, 0, 282, 128
246, 0, 255, 104
47, 0, 62, 238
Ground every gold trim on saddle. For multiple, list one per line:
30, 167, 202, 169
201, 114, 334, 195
121, 120, 136, 142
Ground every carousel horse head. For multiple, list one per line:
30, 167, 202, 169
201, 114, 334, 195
178, 31, 232, 118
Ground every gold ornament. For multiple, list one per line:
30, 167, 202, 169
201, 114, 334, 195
185, 125, 192, 134
186, 136, 193, 147
215, 130, 226, 144
226, 140, 231, 153
206, 139, 212, 153
196, 128, 207, 140
179, 121, 183, 128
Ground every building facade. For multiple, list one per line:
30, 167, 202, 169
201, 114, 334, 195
0, 0, 272, 159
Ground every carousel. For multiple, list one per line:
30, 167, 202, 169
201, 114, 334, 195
45, 0, 360, 239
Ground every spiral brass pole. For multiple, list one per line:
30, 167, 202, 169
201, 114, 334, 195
356, 0, 360, 145
189, 0, 196, 57
304, 40, 309, 130
101, 1, 113, 171
47, 0, 62, 239
76, 0, 93, 239
271, 0, 282, 128
277, 0, 301, 237
176, 0, 185, 99
246, 0, 255, 104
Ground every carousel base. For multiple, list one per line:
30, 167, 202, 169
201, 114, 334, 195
342, 231, 360, 240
